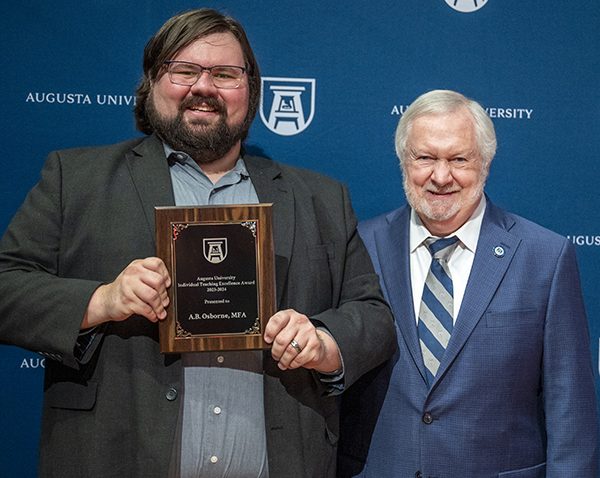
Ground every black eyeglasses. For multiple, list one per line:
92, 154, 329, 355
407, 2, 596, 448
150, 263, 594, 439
163, 61, 246, 89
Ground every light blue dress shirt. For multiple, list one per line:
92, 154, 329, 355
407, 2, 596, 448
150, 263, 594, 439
167, 149, 269, 478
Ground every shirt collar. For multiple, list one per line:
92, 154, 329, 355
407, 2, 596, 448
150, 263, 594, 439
162, 143, 250, 182
409, 195, 487, 253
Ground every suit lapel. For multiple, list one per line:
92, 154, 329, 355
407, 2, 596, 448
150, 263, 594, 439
374, 207, 429, 381
244, 156, 294, 306
125, 135, 176, 246
432, 201, 520, 387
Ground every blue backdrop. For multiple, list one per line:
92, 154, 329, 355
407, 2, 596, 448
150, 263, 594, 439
2, 1, 599, 475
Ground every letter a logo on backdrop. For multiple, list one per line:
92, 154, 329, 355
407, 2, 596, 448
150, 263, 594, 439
445, 0, 488, 13
260, 77, 316, 136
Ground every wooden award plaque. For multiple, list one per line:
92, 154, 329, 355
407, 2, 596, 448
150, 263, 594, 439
155, 204, 275, 353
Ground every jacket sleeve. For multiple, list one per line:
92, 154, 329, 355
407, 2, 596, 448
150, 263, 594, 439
0, 151, 102, 369
543, 239, 598, 476
310, 183, 396, 389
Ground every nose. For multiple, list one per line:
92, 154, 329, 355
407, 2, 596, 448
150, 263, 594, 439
430, 159, 453, 186
189, 70, 218, 94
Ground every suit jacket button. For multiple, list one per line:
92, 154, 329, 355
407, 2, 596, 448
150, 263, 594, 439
422, 412, 433, 424
166, 387, 178, 401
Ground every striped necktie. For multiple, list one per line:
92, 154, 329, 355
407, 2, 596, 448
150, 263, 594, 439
418, 236, 460, 385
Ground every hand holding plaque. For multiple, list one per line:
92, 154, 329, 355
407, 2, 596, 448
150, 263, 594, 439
155, 204, 275, 353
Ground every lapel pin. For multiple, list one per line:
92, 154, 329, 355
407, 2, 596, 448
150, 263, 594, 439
493, 246, 505, 258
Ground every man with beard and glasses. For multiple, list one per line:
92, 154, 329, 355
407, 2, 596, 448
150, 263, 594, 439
0, 8, 395, 478
337, 90, 598, 477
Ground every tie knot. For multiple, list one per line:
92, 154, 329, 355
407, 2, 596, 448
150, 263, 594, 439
426, 236, 459, 261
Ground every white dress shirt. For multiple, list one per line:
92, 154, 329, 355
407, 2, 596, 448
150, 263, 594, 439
409, 196, 486, 324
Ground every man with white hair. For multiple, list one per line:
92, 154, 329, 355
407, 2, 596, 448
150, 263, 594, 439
338, 89, 598, 477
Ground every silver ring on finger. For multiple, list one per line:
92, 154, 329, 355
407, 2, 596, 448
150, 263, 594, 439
289, 339, 303, 354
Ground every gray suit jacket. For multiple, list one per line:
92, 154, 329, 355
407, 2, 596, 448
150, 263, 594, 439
0, 135, 395, 478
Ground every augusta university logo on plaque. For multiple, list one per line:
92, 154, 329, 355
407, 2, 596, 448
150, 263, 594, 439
445, 0, 488, 13
260, 77, 316, 136
203, 238, 228, 264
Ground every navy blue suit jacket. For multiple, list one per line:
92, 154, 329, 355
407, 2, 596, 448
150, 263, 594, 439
338, 199, 598, 477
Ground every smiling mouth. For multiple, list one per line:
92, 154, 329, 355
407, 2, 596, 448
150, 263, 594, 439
427, 189, 458, 196
188, 104, 218, 113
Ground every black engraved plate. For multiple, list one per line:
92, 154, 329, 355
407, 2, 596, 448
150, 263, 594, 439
174, 222, 258, 336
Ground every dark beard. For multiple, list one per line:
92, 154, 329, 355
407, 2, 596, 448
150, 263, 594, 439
146, 95, 248, 164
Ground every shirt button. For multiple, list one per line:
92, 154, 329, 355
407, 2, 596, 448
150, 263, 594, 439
213, 406, 222, 415
165, 387, 178, 401
216, 355, 225, 364
422, 412, 433, 424
210, 455, 218, 464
